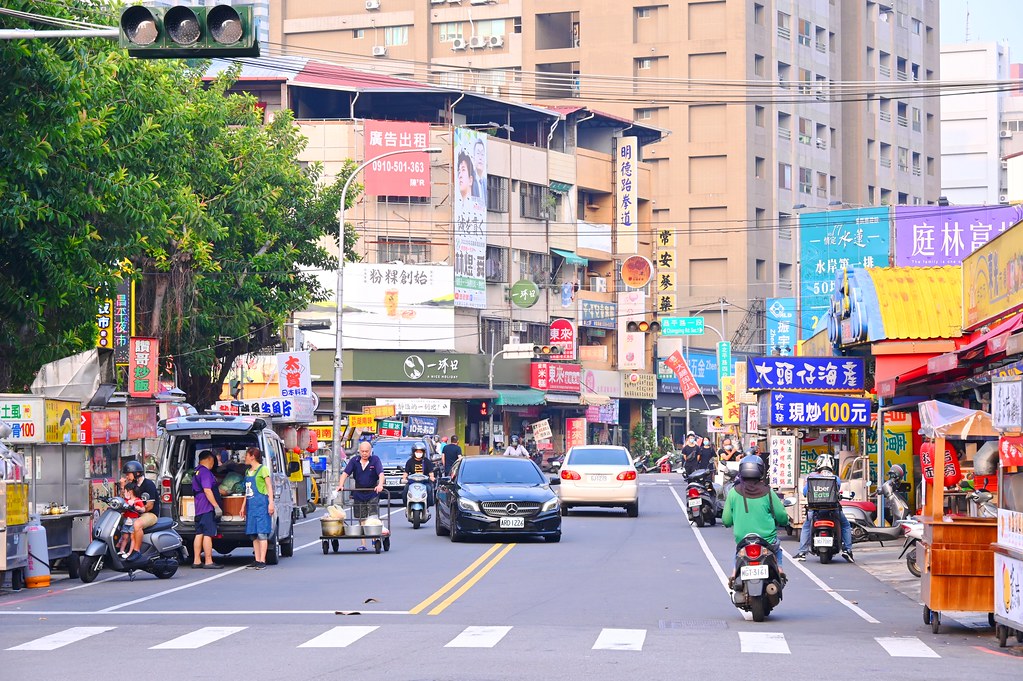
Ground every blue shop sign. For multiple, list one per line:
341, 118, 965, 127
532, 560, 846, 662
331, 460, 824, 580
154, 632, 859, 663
759, 391, 871, 428
407, 415, 439, 436
579, 300, 617, 329
746, 356, 864, 391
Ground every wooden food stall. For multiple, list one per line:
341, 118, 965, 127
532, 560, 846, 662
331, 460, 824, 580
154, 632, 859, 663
917, 400, 997, 633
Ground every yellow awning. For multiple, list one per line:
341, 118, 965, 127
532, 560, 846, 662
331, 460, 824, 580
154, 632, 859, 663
868, 266, 963, 340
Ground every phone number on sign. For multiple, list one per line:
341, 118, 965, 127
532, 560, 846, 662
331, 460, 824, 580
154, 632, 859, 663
371, 159, 427, 173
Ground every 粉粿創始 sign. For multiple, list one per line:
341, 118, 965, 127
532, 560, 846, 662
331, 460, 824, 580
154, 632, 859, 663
746, 356, 864, 391
758, 391, 871, 428
963, 221, 1023, 331
363, 120, 432, 197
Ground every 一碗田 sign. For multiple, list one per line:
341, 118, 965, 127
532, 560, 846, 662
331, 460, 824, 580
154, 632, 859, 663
746, 356, 864, 392
758, 391, 871, 428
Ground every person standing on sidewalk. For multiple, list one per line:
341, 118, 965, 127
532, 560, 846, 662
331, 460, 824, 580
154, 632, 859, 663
241, 447, 275, 570
442, 436, 462, 476
191, 450, 224, 569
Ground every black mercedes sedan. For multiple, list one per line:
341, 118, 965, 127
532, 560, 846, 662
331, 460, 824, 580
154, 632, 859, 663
435, 456, 562, 542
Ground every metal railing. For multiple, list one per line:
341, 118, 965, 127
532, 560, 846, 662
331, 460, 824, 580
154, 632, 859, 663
778, 128, 791, 140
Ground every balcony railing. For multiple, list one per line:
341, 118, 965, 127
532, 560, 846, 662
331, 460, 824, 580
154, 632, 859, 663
816, 187, 827, 197
879, 65, 891, 77
898, 163, 909, 172
896, 71, 908, 81
816, 138, 828, 150
778, 128, 792, 140
880, 158, 892, 168
778, 26, 791, 40
912, 167, 922, 176
897, 115, 908, 127
816, 41, 826, 53
798, 133, 811, 144
798, 34, 811, 47
879, 111, 891, 122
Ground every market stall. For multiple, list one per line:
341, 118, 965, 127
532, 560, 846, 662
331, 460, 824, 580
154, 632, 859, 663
917, 400, 998, 634
991, 377, 1023, 647
1, 422, 30, 590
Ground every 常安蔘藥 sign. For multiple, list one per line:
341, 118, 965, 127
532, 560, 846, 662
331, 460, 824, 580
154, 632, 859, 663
746, 356, 864, 392
759, 391, 871, 428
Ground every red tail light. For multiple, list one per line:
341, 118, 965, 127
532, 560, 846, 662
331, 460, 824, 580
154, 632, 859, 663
744, 543, 763, 560
160, 476, 172, 504
687, 487, 700, 498
813, 519, 835, 528
616, 470, 637, 481
561, 470, 581, 480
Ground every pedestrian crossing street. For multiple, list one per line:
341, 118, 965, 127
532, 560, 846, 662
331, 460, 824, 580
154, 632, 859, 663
5, 625, 943, 658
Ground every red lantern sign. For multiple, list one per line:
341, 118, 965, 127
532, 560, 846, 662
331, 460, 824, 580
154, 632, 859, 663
919, 441, 962, 487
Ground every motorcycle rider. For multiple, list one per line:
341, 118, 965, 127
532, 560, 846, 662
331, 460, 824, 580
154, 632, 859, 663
402, 443, 436, 505
503, 435, 530, 458
794, 454, 854, 562
722, 454, 790, 580
118, 459, 158, 561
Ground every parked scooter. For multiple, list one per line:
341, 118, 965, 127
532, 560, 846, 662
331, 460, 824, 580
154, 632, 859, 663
968, 486, 998, 518
730, 533, 786, 622
80, 495, 185, 583
405, 473, 432, 529
847, 465, 912, 545
685, 468, 720, 527
898, 518, 923, 577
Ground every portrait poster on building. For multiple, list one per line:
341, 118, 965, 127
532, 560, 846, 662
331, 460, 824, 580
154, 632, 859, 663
453, 128, 487, 309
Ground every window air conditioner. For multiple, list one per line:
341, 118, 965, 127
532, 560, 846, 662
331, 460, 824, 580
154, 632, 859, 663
468, 36, 487, 49
1000, 130, 1013, 139
451, 38, 466, 51
365, 0, 380, 9
1000, 194, 1010, 203
372, 45, 387, 57
488, 35, 504, 48
510, 321, 528, 333
592, 276, 607, 293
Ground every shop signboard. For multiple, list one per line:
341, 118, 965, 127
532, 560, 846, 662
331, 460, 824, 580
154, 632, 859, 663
80, 410, 121, 446
620, 255, 653, 289
565, 417, 587, 450
531, 419, 552, 441
549, 319, 577, 361
620, 373, 656, 400
998, 507, 1023, 552
963, 221, 1023, 330
578, 300, 617, 329
510, 279, 540, 309
585, 400, 619, 424
212, 398, 314, 423
277, 351, 312, 399
376, 398, 451, 417
126, 405, 158, 440
994, 553, 1023, 624
746, 356, 865, 391
347, 351, 528, 385
530, 362, 582, 393
44, 399, 80, 444
97, 279, 134, 363
407, 416, 439, 436
128, 337, 159, 398
655, 226, 677, 319
894, 204, 1023, 267
734, 361, 756, 404
717, 341, 732, 380
919, 440, 962, 487
453, 127, 487, 308
662, 351, 700, 399
363, 120, 431, 197
745, 403, 759, 433
348, 414, 376, 431
378, 419, 404, 437
0, 396, 45, 444
993, 377, 1023, 431
1000, 436, 1023, 468
580, 369, 621, 398
310, 425, 333, 442
721, 376, 740, 425
615, 137, 638, 253
768, 435, 797, 488
799, 207, 890, 335
758, 391, 871, 428
362, 405, 397, 419
766, 298, 796, 356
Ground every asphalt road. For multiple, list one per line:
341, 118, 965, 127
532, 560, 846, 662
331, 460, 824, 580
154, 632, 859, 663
1, 474, 1020, 680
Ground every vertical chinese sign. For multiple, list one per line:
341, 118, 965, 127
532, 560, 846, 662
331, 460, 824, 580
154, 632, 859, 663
766, 297, 796, 356
113, 280, 134, 363
453, 127, 487, 309
276, 351, 312, 399
617, 290, 647, 371
615, 137, 638, 253
549, 319, 577, 360
128, 337, 159, 398
565, 417, 587, 450
655, 226, 677, 317
363, 120, 431, 197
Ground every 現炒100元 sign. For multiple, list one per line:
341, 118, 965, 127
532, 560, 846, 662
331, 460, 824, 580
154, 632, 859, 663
759, 391, 871, 428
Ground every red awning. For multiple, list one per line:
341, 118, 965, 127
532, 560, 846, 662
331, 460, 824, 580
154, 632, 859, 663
957, 311, 1023, 359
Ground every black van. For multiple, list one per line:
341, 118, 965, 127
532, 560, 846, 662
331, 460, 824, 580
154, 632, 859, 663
156, 413, 296, 564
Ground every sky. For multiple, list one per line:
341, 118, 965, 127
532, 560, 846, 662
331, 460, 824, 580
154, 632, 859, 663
940, 0, 1020, 60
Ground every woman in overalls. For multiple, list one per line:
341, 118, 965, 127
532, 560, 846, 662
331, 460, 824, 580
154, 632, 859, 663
242, 446, 275, 570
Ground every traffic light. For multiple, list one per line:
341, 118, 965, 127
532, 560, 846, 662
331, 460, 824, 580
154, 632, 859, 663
533, 345, 564, 357
479, 401, 489, 417
626, 319, 661, 333
119, 5, 260, 59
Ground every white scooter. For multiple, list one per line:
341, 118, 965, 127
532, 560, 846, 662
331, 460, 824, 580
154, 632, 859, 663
405, 473, 432, 529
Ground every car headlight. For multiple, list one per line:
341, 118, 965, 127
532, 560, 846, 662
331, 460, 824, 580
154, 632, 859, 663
457, 497, 480, 512
541, 497, 560, 513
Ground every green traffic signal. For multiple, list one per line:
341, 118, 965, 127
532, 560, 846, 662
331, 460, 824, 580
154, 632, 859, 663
119, 4, 260, 59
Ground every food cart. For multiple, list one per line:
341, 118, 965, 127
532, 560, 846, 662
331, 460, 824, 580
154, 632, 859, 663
917, 400, 998, 634
1, 422, 30, 590
990, 377, 1023, 647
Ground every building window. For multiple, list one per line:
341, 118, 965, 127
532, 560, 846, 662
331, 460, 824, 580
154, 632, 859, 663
755, 105, 765, 127
353, 29, 365, 40
755, 157, 765, 179
476, 19, 506, 39
754, 54, 765, 76
778, 163, 792, 190
798, 19, 812, 47
637, 7, 652, 19
778, 262, 793, 290
635, 108, 655, 120
798, 167, 812, 194
912, 107, 921, 132
518, 250, 552, 284
384, 26, 409, 46
487, 175, 509, 213
376, 195, 431, 204
485, 245, 508, 283
637, 58, 652, 70
927, 156, 935, 176
755, 259, 766, 281
777, 11, 790, 40
798, 117, 812, 145
816, 172, 827, 198
377, 238, 429, 264
912, 18, 922, 35
439, 22, 464, 43
798, 68, 812, 94
519, 182, 550, 219
482, 318, 509, 354
754, 3, 765, 26
756, 208, 767, 229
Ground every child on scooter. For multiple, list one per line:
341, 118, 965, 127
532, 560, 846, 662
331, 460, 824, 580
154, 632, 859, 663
117, 482, 146, 558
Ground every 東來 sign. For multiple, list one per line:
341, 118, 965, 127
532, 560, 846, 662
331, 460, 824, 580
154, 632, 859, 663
549, 319, 577, 361
659, 317, 705, 336
746, 356, 864, 392
530, 362, 582, 393
758, 391, 871, 428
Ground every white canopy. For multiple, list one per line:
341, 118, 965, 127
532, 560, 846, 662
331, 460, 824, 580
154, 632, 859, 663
917, 400, 997, 439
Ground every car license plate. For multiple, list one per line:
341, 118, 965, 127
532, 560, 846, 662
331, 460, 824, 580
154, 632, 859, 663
740, 565, 769, 580
814, 536, 834, 547
385, 476, 401, 486
688, 499, 703, 508
499, 517, 524, 529
589, 474, 608, 483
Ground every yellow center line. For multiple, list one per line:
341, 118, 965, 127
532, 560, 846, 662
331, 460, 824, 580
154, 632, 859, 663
408, 544, 503, 615
427, 543, 516, 616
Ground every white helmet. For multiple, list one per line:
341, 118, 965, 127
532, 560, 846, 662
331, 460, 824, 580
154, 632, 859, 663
815, 454, 835, 474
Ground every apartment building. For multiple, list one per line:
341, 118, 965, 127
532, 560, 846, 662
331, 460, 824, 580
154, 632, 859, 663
268, 0, 941, 353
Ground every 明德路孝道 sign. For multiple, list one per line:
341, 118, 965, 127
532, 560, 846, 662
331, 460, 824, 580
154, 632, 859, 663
746, 356, 864, 392
758, 391, 871, 428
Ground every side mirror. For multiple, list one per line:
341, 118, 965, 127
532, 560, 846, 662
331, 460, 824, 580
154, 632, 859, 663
549, 476, 561, 486
782, 496, 797, 508
287, 461, 301, 475
842, 490, 856, 500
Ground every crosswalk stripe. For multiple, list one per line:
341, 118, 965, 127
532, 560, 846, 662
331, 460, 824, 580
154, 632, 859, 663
445, 626, 513, 648
875, 636, 941, 658
592, 628, 646, 651
150, 627, 247, 650
8, 626, 116, 651
738, 632, 790, 655
298, 626, 379, 648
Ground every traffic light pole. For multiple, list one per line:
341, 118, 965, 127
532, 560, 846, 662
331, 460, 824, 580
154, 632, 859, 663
487, 349, 513, 455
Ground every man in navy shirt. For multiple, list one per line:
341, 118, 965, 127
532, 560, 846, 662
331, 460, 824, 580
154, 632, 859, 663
337, 441, 385, 550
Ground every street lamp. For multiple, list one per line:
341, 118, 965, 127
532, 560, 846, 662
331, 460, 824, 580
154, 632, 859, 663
330, 146, 442, 487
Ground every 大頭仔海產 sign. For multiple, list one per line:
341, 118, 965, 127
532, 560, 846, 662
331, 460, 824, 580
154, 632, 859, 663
746, 356, 864, 392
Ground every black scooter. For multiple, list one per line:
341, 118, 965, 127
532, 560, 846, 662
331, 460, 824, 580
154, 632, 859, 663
685, 468, 720, 527
848, 466, 912, 545
730, 534, 785, 622
80, 495, 185, 583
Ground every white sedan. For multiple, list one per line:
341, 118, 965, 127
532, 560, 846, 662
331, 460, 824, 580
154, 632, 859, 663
557, 445, 639, 517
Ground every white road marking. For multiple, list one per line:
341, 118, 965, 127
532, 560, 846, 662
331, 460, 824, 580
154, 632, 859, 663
60, 574, 128, 591
445, 625, 512, 648
0, 609, 411, 617
781, 548, 881, 624
298, 625, 379, 648
668, 486, 753, 622
7, 626, 115, 651
592, 628, 646, 651
738, 631, 790, 654
150, 626, 246, 649
875, 636, 940, 658
96, 565, 248, 612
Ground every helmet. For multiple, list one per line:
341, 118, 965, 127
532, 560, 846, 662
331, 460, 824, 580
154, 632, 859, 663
121, 460, 144, 476
888, 464, 905, 480
511, 435, 520, 444
412, 443, 426, 457
738, 455, 765, 481
815, 454, 835, 473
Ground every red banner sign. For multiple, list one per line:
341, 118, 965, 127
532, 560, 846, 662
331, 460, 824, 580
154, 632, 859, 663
530, 362, 582, 393
128, 337, 159, 398
126, 405, 158, 440
920, 441, 963, 487
1000, 436, 1023, 467
663, 350, 700, 399
549, 319, 577, 360
80, 410, 121, 445
566, 417, 587, 450
363, 120, 431, 197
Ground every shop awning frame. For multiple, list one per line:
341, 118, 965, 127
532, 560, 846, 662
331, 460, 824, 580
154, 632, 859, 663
551, 248, 588, 266
495, 388, 546, 406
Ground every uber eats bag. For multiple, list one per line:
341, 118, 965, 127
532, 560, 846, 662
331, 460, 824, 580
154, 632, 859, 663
806, 476, 840, 507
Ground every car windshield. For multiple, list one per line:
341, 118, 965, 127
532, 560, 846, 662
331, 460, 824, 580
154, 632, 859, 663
568, 448, 630, 466
370, 441, 424, 466
459, 458, 544, 485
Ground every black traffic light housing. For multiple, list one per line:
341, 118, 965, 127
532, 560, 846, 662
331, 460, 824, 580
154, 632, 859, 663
626, 319, 661, 333
120, 5, 260, 59
532, 345, 564, 356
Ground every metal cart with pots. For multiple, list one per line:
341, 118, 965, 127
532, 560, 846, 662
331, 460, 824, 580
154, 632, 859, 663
320, 488, 391, 554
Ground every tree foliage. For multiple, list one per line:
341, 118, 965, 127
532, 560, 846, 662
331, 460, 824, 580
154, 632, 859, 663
0, 1, 358, 406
